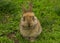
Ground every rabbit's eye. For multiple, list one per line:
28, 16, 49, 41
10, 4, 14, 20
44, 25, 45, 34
31, 16, 35, 21
23, 17, 25, 21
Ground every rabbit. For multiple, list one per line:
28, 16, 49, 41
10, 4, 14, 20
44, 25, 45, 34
20, 2, 42, 42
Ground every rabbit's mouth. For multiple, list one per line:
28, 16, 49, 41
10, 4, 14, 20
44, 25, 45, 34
25, 24, 37, 29
28, 24, 31, 27
22, 24, 34, 29
21, 23, 37, 29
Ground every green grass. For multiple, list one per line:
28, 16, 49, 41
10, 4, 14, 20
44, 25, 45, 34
0, 0, 60, 43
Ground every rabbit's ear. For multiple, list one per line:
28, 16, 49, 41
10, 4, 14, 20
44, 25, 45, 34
28, 2, 33, 12
22, 4, 27, 13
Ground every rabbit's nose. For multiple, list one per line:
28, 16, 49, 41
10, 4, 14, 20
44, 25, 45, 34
28, 23, 30, 27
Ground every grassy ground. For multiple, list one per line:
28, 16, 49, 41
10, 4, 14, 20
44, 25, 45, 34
0, 0, 60, 43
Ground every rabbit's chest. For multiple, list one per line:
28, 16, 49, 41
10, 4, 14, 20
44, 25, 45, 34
20, 27, 40, 37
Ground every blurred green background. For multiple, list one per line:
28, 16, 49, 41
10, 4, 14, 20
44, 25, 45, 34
0, 0, 60, 43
